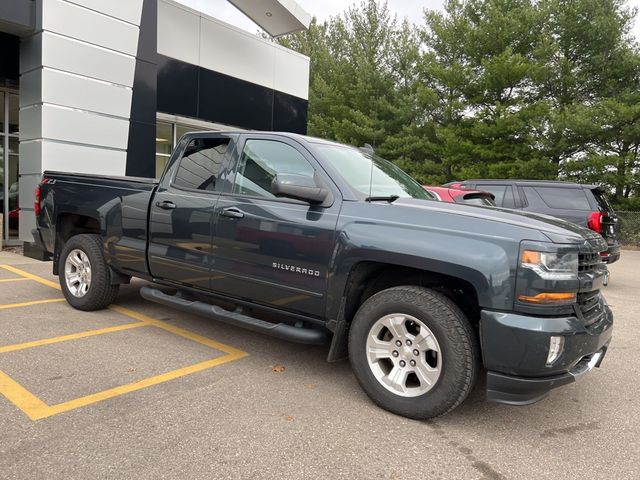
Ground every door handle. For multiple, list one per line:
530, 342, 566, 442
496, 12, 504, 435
156, 200, 176, 210
220, 207, 244, 219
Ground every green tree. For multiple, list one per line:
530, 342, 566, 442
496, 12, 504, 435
540, 0, 640, 206
279, 1, 422, 155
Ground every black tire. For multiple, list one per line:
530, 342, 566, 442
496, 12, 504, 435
58, 234, 119, 311
348, 286, 479, 419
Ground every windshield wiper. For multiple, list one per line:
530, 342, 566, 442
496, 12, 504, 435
365, 195, 399, 203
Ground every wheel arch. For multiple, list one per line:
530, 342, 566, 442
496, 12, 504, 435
53, 213, 102, 275
326, 260, 484, 362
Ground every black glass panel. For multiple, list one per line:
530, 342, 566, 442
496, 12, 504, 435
157, 55, 199, 118
273, 91, 308, 134
199, 68, 273, 131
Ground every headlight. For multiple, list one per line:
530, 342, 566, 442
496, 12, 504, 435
520, 250, 578, 280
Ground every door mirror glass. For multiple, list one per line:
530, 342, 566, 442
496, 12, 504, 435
271, 173, 329, 204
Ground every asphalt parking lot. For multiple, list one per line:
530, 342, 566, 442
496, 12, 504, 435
0, 251, 638, 479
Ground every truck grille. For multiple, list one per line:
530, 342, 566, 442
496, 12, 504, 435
578, 252, 602, 274
576, 290, 605, 326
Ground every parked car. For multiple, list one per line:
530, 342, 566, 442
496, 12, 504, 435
446, 180, 620, 263
424, 185, 496, 206
33, 132, 612, 419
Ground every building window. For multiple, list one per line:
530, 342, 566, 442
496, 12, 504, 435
155, 121, 173, 179
1, 90, 20, 243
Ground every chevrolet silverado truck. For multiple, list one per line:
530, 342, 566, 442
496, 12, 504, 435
33, 131, 613, 419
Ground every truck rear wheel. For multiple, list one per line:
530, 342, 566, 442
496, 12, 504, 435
59, 234, 119, 311
348, 286, 479, 419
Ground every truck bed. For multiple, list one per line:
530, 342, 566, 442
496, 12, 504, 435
38, 171, 159, 278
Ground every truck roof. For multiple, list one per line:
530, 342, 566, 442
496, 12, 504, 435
183, 130, 347, 148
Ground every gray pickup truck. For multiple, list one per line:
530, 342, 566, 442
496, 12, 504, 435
33, 131, 613, 419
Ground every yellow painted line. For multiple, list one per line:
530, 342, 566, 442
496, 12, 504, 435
0, 298, 65, 310
39, 354, 244, 420
0, 265, 61, 290
110, 304, 247, 357
0, 322, 147, 354
0, 278, 31, 283
0, 265, 248, 421
0, 370, 52, 421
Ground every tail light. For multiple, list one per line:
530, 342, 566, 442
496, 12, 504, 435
587, 211, 607, 234
34, 178, 49, 217
34, 186, 41, 216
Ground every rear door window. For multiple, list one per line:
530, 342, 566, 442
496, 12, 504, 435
476, 185, 506, 206
534, 187, 590, 210
173, 138, 230, 191
502, 187, 516, 208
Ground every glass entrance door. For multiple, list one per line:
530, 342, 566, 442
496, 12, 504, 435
0, 88, 19, 244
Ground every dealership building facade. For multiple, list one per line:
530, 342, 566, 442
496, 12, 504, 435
0, 0, 310, 252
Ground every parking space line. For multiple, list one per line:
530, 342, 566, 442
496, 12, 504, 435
0, 264, 249, 421
41, 355, 244, 420
0, 370, 51, 420
110, 305, 248, 357
0, 322, 147, 354
0, 278, 30, 283
0, 265, 61, 290
0, 299, 66, 310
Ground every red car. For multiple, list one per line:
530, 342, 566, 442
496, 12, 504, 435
424, 185, 496, 206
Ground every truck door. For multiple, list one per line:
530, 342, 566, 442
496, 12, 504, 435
148, 134, 235, 289
211, 136, 340, 318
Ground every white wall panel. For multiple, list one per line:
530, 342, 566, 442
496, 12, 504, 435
19, 70, 42, 108
41, 31, 136, 87
41, 141, 127, 176
18, 208, 36, 241
42, 0, 140, 56
274, 47, 309, 100
18, 140, 43, 176
42, 69, 132, 118
39, 104, 130, 149
199, 17, 275, 90
19, 139, 127, 177
19, 106, 42, 142
158, 0, 200, 66
64, 0, 144, 26
18, 176, 41, 210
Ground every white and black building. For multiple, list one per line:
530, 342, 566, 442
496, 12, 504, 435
0, 0, 311, 253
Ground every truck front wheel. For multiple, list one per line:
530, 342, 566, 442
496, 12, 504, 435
348, 286, 479, 419
59, 234, 119, 311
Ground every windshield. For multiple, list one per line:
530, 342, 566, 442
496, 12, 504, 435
316, 144, 433, 200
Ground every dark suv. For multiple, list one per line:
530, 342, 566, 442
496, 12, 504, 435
447, 180, 620, 263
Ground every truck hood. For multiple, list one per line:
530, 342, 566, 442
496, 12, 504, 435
393, 198, 603, 246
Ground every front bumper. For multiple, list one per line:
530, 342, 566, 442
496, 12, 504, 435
481, 306, 613, 405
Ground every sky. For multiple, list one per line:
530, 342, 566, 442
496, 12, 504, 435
177, 0, 640, 39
